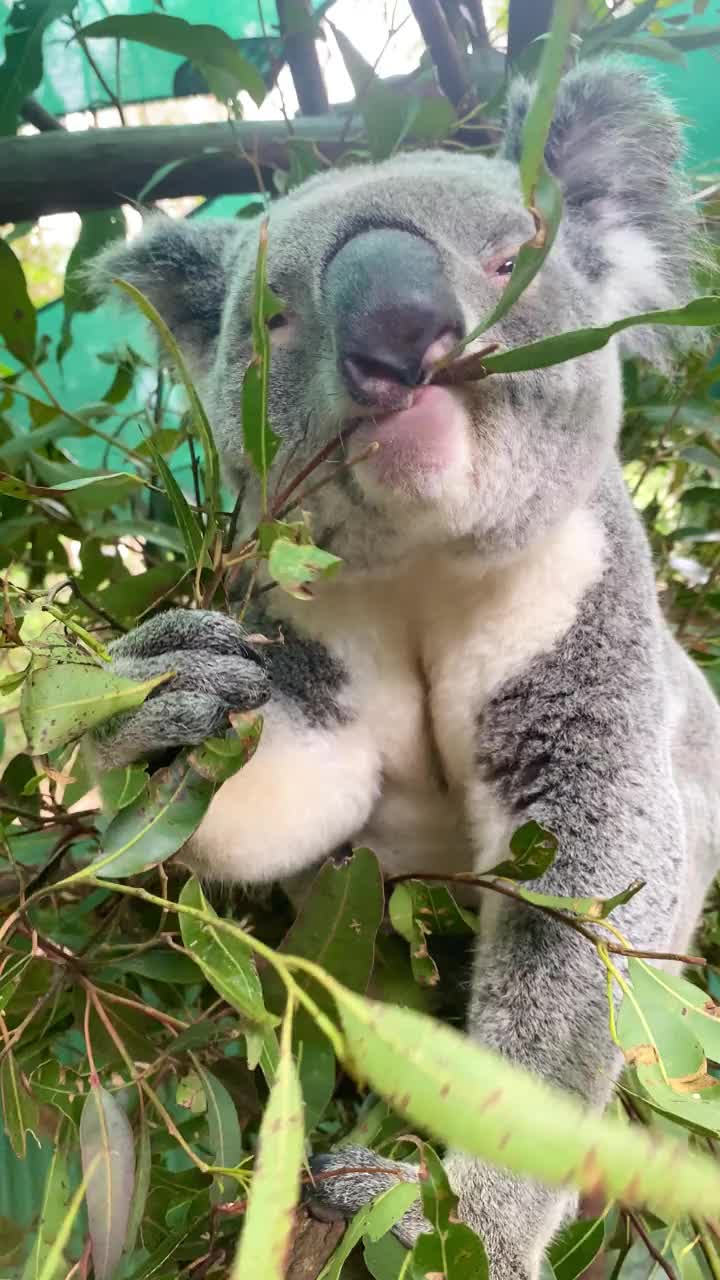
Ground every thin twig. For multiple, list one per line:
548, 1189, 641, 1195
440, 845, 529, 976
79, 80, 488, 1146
71, 18, 127, 125
625, 1209, 678, 1280
386, 869, 708, 965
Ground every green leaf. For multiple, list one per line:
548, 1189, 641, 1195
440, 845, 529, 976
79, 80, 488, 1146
547, 1217, 606, 1280
271, 847, 384, 1016
100, 764, 148, 813
179, 875, 274, 1027
100, 947, 201, 985
331, 987, 720, 1220
267, 536, 342, 599
483, 820, 558, 881
112, 277, 220, 521
0, 467, 145, 507
80, 1085, 135, 1280
191, 1061, 243, 1204
20, 654, 171, 754
582, 0, 659, 48
363, 1231, 408, 1280
89, 756, 214, 880
0, 1049, 39, 1158
144, 440, 206, 568
242, 219, 283, 509
480, 297, 720, 377
189, 713, 263, 783
59, 211, 125, 361
0, 660, 30, 693
409, 1144, 488, 1280
77, 14, 267, 106
0, 0, 77, 136
519, 0, 575, 205
230, 1016, 304, 1280
657, 23, 720, 52
320, 1184, 417, 1280
122, 1120, 151, 1263
20, 1130, 74, 1280
513, 878, 644, 920
389, 885, 440, 988
0, 237, 36, 364
328, 22, 428, 160
434, 165, 563, 364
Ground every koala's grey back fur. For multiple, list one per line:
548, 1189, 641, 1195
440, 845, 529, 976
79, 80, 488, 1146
90, 59, 719, 1279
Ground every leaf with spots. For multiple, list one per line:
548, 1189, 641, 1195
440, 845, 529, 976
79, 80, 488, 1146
20, 651, 172, 755
230, 1013, 305, 1280
330, 987, 720, 1220
389, 880, 477, 988
483, 820, 558, 881
267, 536, 342, 600
0, 237, 36, 364
408, 1143, 489, 1280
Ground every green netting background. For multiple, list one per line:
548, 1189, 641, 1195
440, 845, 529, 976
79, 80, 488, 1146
33, 0, 293, 115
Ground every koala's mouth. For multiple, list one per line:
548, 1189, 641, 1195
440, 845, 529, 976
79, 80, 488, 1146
344, 385, 469, 490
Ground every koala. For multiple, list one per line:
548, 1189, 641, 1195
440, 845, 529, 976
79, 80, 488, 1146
91, 61, 720, 1279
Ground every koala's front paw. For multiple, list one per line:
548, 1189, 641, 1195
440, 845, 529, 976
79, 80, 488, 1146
94, 609, 270, 769
305, 1146, 427, 1247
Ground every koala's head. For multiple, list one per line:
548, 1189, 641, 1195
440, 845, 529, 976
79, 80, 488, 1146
95, 61, 699, 568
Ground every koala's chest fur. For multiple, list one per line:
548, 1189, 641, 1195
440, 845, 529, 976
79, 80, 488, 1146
267, 507, 607, 875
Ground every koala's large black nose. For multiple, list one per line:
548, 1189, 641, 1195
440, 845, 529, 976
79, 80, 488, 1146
325, 228, 464, 406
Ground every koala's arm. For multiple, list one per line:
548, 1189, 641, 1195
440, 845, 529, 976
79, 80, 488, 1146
94, 609, 380, 882
310, 560, 686, 1278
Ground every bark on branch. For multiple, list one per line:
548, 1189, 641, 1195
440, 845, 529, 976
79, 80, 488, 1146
0, 116, 360, 222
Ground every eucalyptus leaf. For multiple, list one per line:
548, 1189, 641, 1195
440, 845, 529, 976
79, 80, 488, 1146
80, 1084, 136, 1280
90, 756, 214, 880
179, 875, 274, 1027
191, 1061, 243, 1203
230, 1019, 304, 1279
0, 238, 36, 364
20, 657, 172, 755
332, 987, 720, 1220
77, 14, 267, 106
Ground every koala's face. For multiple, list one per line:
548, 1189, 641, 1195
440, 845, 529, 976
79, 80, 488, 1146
98, 62, 696, 566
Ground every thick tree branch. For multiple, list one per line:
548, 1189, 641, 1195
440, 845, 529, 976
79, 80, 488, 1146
277, 0, 330, 116
408, 0, 473, 109
507, 0, 554, 65
0, 116, 361, 222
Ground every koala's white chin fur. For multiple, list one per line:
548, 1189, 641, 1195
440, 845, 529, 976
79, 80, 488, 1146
349, 386, 482, 529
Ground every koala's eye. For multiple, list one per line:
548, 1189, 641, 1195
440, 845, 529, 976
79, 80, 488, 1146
495, 258, 515, 277
266, 312, 288, 331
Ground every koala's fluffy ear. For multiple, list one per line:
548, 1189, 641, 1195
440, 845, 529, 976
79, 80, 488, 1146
89, 214, 246, 370
502, 60, 700, 322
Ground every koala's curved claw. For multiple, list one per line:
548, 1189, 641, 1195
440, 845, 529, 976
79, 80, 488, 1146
304, 1147, 427, 1248
93, 609, 271, 769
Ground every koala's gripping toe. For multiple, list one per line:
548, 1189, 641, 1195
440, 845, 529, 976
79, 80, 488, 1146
305, 1146, 428, 1248
93, 609, 271, 769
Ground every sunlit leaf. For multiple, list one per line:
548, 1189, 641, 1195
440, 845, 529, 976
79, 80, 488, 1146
267, 536, 342, 599
332, 986, 720, 1219
189, 713, 262, 783
483, 820, 558, 881
230, 1016, 304, 1279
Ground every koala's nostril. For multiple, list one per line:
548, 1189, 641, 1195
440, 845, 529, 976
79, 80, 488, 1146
325, 227, 464, 407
